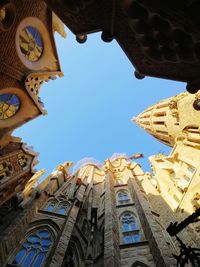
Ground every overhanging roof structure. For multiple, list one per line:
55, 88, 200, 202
45, 0, 200, 93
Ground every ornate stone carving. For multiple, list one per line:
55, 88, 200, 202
169, 100, 179, 118
18, 153, 29, 169
25, 71, 64, 95
0, 161, 13, 181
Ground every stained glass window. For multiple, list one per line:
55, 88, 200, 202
45, 199, 69, 216
46, 203, 54, 212
121, 212, 140, 244
0, 94, 20, 120
117, 190, 130, 204
13, 229, 53, 267
121, 212, 137, 231
57, 207, 66, 215
19, 26, 43, 62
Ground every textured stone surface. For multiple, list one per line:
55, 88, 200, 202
1, 156, 197, 267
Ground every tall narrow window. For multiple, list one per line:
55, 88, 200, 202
121, 212, 140, 244
117, 190, 130, 205
12, 229, 53, 267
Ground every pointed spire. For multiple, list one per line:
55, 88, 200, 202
132, 100, 174, 146
133, 92, 200, 147
131, 117, 136, 123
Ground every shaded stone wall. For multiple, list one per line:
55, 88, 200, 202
128, 177, 177, 267
120, 245, 155, 267
104, 172, 121, 267
0, 169, 73, 266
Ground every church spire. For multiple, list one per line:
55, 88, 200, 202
132, 92, 200, 147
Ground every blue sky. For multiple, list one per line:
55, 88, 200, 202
14, 29, 184, 178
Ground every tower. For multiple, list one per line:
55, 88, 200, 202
133, 91, 200, 249
132, 92, 200, 147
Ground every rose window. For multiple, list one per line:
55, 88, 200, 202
19, 26, 43, 62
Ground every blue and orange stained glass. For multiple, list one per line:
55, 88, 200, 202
19, 26, 43, 62
26, 26, 43, 47
13, 229, 52, 267
0, 94, 20, 120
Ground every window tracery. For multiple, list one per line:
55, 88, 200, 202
19, 26, 43, 62
117, 190, 130, 204
45, 198, 70, 215
18, 153, 29, 169
12, 229, 53, 267
120, 212, 140, 244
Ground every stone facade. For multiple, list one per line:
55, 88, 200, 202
0, 156, 179, 267
134, 91, 200, 251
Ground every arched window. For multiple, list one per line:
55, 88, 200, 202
121, 212, 140, 244
46, 200, 57, 212
12, 229, 53, 267
117, 190, 130, 204
45, 199, 70, 216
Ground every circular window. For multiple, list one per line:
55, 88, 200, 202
19, 26, 43, 62
0, 94, 20, 120
0, 2, 16, 30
